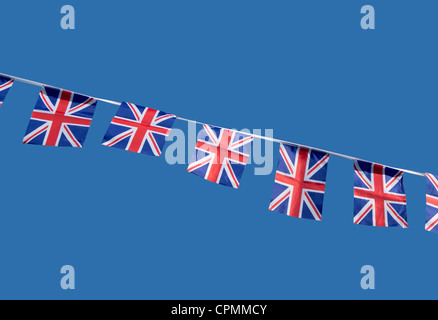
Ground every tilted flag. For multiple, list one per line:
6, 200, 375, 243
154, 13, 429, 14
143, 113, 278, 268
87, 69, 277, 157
102, 102, 176, 156
0, 76, 14, 107
269, 144, 330, 221
23, 87, 97, 147
353, 160, 408, 228
425, 173, 438, 233
187, 125, 253, 188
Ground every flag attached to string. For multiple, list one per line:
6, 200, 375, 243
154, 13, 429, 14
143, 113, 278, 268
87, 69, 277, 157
0, 76, 14, 107
187, 125, 253, 189
102, 102, 176, 156
353, 161, 408, 228
23, 87, 97, 147
269, 144, 330, 221
425, 173, 438, 233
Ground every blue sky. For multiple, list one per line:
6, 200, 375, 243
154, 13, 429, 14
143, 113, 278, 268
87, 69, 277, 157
0, 0, 437, 299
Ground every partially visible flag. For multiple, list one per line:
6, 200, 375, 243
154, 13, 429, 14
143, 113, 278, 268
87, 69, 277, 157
353, 160, 408, 228
425, 173, 438, 233
187, 125, 253, 188
23, 87, 97, 147
0, 76, 14, 107
102, 102, 176, 156
269, 144, 330, 221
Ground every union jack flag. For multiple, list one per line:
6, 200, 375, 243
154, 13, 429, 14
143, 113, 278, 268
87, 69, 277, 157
102, 102, 176, 156
269, 144, 330, 220
353, 160, 408, 228
425, 173, 438, 233
187, 125, 253, 189
23, 87, 97, 147
0, 76, 14, 107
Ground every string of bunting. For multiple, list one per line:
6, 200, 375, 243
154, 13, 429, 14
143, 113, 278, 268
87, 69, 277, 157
1, 72, 437, 232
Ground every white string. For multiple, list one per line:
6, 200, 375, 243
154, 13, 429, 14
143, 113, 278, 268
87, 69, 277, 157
0, 72, 426, 177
